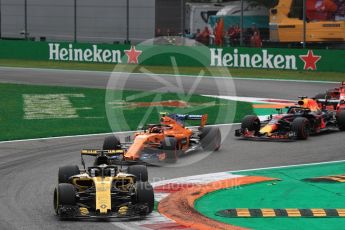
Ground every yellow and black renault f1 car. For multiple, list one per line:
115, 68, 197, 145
103, 113, 221, 164
235, 97, 345, 141
54, 149, 154, 220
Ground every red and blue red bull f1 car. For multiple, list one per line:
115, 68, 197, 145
235, 97, 345, 141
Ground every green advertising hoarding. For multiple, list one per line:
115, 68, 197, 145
0, 40, 343, 72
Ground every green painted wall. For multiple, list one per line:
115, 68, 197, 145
0, 40, 343, 72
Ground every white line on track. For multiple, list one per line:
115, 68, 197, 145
0, 66, 339, 84
229, 159, 345, 173
0, 123, 239, 144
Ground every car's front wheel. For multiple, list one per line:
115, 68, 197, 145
127, 165, 148, 182
54, 183, 76, 215
337, 110, 345, 131
199, 126, 221, 151
161, 137, 178, 163
241, 115, 261, 133
133, 182, 154, 214
58, 165, 80, 184
291, 117, 310, 140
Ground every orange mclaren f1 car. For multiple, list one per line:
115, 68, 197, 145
235, 97, 345, 141
103, 113, 221, 164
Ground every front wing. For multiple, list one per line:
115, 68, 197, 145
57, 204, 150, 220
235, 129, 296, 142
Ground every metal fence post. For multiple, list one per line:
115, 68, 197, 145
240, 0, 244, 46
74, 0, 77, 42
303, 0, 306, 48
0, 0, 2, 39
24, 0, 28, 40
181, 0, 185, 35
126, 0, 129, 43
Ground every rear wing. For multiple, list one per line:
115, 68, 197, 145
80, 149, 143, 168
166, 113, 208, 128
316, 99, 341, 104
81, 149, 124, 157
316, 99, 342, 109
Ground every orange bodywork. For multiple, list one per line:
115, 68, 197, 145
124, 115, 198, 160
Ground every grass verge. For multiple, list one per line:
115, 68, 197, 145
0, 59, 344, 82
195, 162, 345, 230
0, 83, 252, 141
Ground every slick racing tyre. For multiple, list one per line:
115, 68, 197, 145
58, 165, 80, 184
291, 117, 310, 140
102, 135, 121, 150
134, 182, 154, 214
199, 127, 221, 151
161, 137, 178, 163
127, 165, 148, 182
54, 183, 76, 215
337, 110, 345, 131
241, 115, 261, 133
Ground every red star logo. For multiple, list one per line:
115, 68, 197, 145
299, 50, 321, 71
124, 46, 142, 64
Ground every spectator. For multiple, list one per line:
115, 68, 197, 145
245, 23, 259, 46
156, 28, 163, 37
233, 24, 241, 43
199, 26, 210, 45
226, 24, 241, 46
195, 28, 202, 42
250, 31, 262, 47
226, 26, 235, 46
334, 0, 345, 20
306, 0, 337, 21
214, 18, 224, 46
227, 26, 235, 37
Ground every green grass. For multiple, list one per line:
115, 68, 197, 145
0, 83, 252, 141
195, 162, 345, 230
0, 59, 344, 82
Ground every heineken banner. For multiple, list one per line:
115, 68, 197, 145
0, 40, 344, 72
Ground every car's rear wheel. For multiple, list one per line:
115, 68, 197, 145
291, 117, 310, 140
134, 182, 154, 214
199, 127, 221, 151
161, 137, 178, 163
337, 110, 345, 131
241, 115, 261, 133
54, 183, 76, 215
102, 135, 121, 150
127, 165, 148, 182
58, 165, 80, 184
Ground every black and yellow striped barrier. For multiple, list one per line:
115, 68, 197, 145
216, 209, 345, 218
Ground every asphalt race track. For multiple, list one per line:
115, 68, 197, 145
0, 66, 337, 99
0, 67, 343, 230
